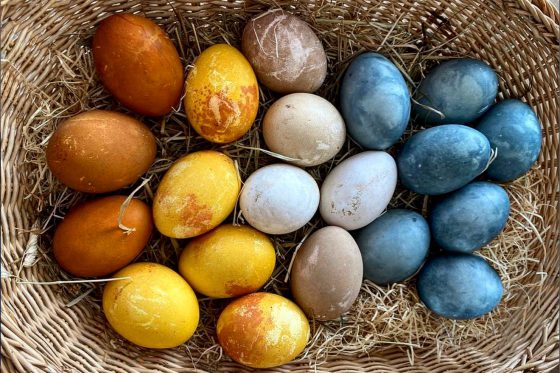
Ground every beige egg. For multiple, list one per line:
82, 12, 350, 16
263, 93, 346, 167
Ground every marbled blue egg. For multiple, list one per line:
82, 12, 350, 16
475, 99, 542, 182
340, 53, 411, 150
355, 209, 430, 285
429, 182, 510, 253
416, 253, 503, 320
413, 59, 498, 125
397, 125, 491, 195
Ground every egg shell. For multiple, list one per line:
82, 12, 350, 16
185, 44, 259, 144
263, 93, 346, 166
416, 253, 503, 319
153, 151, 240, 239
429, 181, 510, 253
103, 263, 199, 348
92, 14, 183, 116
53, 196, 152, 277
397, 125, 491, 195
320, 151, 397, 230
290, 226, 363, 320
340, 52, 411, 150
240, 164, 319, 235
46, 110, 156, 194
355, 209, 430, 285
216, 292, 309, 368
241, 9, 327, 93
178, 224, 276, 298
412, 58, 498, 125
475, 99, 542, 182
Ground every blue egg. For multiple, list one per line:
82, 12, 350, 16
475, 99, 542, 182
340, 53, 411, 150
355, 209, 430, 285
397, 125, 491, 195
416, 253, 503, 320
429, 182, 510, 253
413, 59, 498, 125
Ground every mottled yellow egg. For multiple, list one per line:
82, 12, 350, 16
185, 44, 259, 144
179, 224, 275, 298
102, 262, 199, 349
153, 150, 240, 238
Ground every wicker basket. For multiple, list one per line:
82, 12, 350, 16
2, 0, 559, 372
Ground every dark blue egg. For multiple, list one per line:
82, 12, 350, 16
340, 53, 411, 150
416, 253, 503, 319
397, 125, 491, 195
429, 182, 510, 253
413, 59, 498, 125
475, 99, 542, 182
355, 209, 430, 285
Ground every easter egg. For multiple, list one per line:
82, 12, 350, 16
412, 58, 498, 125
340, 52, 411, 150
46, 110, 156, 193
242, 9, 327, 93
185, 44, 259, 143
475, 99, 542, 182
103, 263, 199, 348
397, 125, 491, 195
93, 14, 183, 116
240, 164, 319, 235
290, 226, 363, 320
178, 224, 276, 298
153, 151, 240, 239
416, 254, 503, 319
320, 151, 397, 230
355, 209, 430, 285
216, 292, 309, 368
263, 93, 346, 166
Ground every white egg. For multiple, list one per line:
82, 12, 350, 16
320, 151, 397, 230
240, 164, 320, 235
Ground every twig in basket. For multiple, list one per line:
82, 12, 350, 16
117, 177, 151, 234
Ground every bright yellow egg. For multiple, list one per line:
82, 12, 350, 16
102, 262, 199, 349
179, 224, 276, 298
153, 150, 240, 238
185, 44, 259, 144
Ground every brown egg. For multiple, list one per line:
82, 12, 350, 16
53, 195, 153, 277
242, 9, 327, 93
93, 14, 183, 116
46, 110, 156, 193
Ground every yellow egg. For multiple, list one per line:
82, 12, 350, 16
153, 150, 240, 238
185, 44, 259, 144
179, 224, 275, 298
217, 292, 310, 368
102, 262, 199, 349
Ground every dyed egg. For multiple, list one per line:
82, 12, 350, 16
103, 263, 199, 348
178, 224, 276, 298
242, 9, 327, 93
397, 125, 491, 195
320, 151, 397, 230
93, 14, 183, 116
355, 209, 430, 285
475, 99, 542, 182
263, 93, 346, 166
413, 58, 498, 125
416, 254, 503, 319
46, 110, 156, 193
53, 196, 152, 277
216, 292, 309, 368
185, 44, 259, 143
429, 181, 510, 253
240, 164, 319, 235
290, 226, 363, 320
340, 52, 411, 150
153, 151, 240, 238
